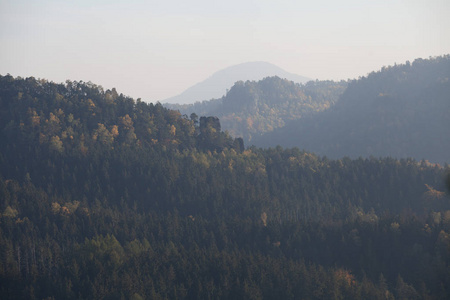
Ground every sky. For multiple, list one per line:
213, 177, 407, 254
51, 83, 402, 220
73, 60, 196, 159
1, 0, 449, 102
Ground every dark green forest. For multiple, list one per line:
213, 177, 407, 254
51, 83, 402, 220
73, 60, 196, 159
1, 74, 450, 299
253, 56, 450, 165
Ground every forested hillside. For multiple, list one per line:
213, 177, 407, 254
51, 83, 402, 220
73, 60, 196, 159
254, 56, 450, 164
166, 77, 347, 143
1, 75, 449, 299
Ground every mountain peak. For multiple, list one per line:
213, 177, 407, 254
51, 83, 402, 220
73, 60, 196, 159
163, 62, 310, 104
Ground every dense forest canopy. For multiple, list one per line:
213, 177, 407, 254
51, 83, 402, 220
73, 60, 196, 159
253, 56, 450, 165
1, 74, 450, 299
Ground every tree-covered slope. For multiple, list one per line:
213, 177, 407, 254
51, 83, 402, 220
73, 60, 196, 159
1, 75, 449, 299
166, 77, 347, 143
253, 56, 450, 164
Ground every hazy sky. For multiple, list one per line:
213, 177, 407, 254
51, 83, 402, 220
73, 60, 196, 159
1, 0, 449, 102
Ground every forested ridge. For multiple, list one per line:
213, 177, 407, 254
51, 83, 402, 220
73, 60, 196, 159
1, 74, 450, 299
166, 77, 347, 143
254, 56, 450, 164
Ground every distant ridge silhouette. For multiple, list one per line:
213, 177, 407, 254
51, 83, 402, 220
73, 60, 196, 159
163, 61, 310, 104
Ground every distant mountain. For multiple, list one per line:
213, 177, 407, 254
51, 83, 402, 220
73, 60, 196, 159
166, 77, 347, 143
163, 61, 310, 104
252, 56, 450, 165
